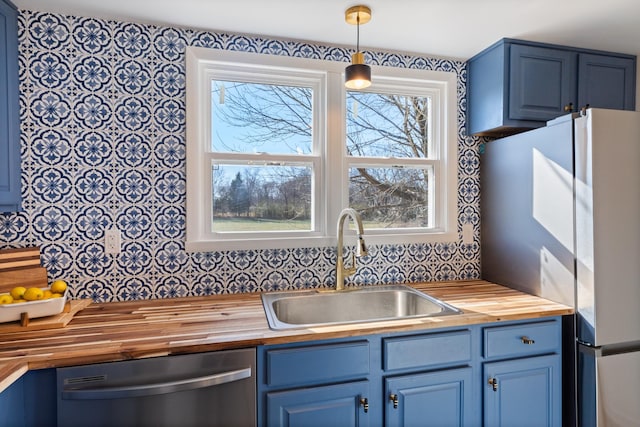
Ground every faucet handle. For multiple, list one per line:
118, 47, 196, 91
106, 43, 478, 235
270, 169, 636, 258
346, 253, 357, 275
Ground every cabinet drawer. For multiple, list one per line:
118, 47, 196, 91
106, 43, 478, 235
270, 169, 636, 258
383, 330, 471, 371
483, 320, 560, 359
266, 341, 369, 388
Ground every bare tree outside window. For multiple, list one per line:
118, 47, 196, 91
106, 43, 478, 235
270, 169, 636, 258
346, 91, 433, 228
210, 80, 433, 231
210, 81, 313, 232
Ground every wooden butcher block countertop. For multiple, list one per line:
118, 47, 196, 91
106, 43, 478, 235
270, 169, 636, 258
0, 280, 573, 392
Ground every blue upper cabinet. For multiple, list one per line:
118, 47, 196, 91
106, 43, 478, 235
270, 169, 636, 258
0, 0, 20, 212
509, 44, 577, 122
578, 53, 636, 111
467, 38, 636, 137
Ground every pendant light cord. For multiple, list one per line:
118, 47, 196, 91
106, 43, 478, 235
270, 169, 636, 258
356, 13, 360, 53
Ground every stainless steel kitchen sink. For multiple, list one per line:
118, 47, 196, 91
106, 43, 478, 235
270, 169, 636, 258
261, 284, 462, 330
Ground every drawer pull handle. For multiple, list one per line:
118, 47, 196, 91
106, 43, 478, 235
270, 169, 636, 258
359, 397, 369, 413
488, 377, 498, 392
389, 393, 398, 409
521, 336, 535, 345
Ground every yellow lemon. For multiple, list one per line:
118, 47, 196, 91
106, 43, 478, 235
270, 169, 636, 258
42, 290, 53, 299
23, 287, 44, 301
50, 280, 67, 294
0, 294, 13, 304
51, 293, 63, 298
10, 286, 26, 300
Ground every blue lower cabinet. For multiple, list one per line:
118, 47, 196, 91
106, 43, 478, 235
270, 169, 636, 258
0, 369, 56, 427
264, 340, 370, 389
256, 318, 563, 426
266, 380, 370, 427
0, 374, 24, 427
258, 330, 478, 427
385, 367, 473, 427
483, 354, 562, 427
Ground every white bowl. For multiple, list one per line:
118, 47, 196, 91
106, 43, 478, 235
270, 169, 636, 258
0, 289, 67, 323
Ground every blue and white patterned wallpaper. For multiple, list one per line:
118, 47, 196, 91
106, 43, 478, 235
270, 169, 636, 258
0, 10, 481, 302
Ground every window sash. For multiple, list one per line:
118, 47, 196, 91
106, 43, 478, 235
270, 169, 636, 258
347, 162, 436, 231
209, 156, 320, 235
210, 79, 315, 155
346, 85, 438, 160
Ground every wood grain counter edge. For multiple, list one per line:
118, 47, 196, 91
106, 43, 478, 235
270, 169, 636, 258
0, 280, 574, 393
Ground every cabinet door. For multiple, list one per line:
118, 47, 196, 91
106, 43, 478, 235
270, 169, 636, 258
484, 354, 561, 427
385, 367, 473, 427
509, 44, 577, 121
578, 53, 636, 111
0, 0, 21, 212
266, 380, 370, 427
0, 370, 56, 427
0, 375, 25, 427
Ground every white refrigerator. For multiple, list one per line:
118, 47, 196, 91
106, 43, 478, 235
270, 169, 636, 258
481, 108, 640, 427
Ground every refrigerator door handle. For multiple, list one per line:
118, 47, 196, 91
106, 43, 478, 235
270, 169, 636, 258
578, 339, 640, 357
577, 341, 602, 357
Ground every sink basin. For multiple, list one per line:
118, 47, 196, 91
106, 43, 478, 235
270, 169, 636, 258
261, 284, 462, 330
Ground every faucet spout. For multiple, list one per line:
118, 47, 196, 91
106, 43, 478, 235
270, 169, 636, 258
336, 208, 368, 291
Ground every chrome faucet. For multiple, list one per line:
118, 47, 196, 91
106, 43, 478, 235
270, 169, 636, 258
335, 208, 368, 291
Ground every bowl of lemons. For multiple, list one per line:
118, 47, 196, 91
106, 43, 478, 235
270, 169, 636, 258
0, 280, 68, 323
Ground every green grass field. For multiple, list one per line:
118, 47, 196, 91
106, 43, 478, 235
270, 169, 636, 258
212, 216, 422, 232
212, 217, 311, 231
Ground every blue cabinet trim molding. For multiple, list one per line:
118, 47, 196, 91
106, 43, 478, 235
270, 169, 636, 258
0, 0, 20, 212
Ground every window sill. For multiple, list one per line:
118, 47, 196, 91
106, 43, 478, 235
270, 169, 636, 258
185, 230, 458, 253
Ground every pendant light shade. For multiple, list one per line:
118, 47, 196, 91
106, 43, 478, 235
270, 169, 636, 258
345, 53, 371, 89
345, 5, 371, 89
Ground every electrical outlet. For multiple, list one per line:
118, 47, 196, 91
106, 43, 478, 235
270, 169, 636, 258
462, 223, 474, 245
105, 228, 121, 254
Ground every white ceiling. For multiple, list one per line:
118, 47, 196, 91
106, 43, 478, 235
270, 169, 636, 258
11, 0, 640, 60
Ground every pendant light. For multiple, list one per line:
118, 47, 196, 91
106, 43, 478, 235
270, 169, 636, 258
345, 5, 372, 90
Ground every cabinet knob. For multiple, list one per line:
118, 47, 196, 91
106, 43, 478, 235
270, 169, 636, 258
521, 336, 535, 345
488, 377, 498, 392
389, 393, 398, 409
359, 397, 369, 413
564, 102, 574, 112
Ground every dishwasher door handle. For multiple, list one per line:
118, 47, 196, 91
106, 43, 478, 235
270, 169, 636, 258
62, 367, 252, 400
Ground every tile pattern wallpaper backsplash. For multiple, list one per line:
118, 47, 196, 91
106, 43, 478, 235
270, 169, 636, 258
0, 10, 481, 301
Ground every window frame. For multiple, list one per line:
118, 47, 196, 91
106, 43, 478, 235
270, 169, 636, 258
185, 47, 457, 252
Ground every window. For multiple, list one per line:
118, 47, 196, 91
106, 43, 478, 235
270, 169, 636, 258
186, 47, 457, 251
208, 78, 322, 235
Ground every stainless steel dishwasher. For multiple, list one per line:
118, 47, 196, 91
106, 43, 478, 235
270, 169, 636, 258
56, 348, 256, 427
